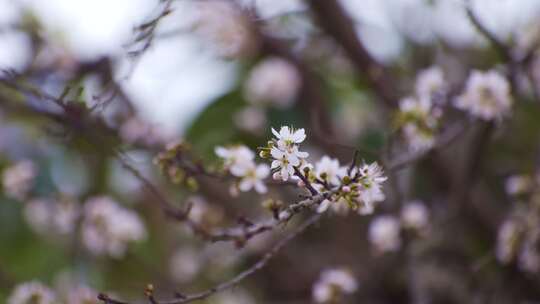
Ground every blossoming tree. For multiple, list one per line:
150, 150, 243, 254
1, 0, 540, 304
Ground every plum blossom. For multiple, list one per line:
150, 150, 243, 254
2, 160, 37, 200
215, 145, 269, 193
244, 57, 301, 108
8, 281, 56, 304
237, 162, 270, 193
24, 197, 79, 236
398, 96, 438, 151
369, 215, 401, 253
81, 196, 146, 258
356, 162, 387, 213
454, 70, 512, 120
312, 268, 358, 303
505, 175, 533, 196
267, 126, 309, 181
170, 247, 202, 283
193, 0, 255, 58
66, 285, 99, 304
401, 200, 429, 231
314, 156, 347, 186
271, 126, 307, 150
415, 66, 446, 102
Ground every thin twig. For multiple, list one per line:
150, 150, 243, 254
99, 213, 323, 304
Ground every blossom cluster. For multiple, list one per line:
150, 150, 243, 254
24, 196, 79, 236
496, 174, 540, 273
81, 196, 147, 258
7, 281, 99, 304
454, 69, 513, 121
257, 126, 388, 215
396, 66, 446, 151
2, 160, 37, 200
312, 268, 358, 303
368, 201, 430, 253
215, 145, 270, 194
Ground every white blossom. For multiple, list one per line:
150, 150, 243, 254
454, 70, 512, 120
194, 0, 254, 58
496, 218, 522, 264
24, 198, 79, 236
66, 285, 99, 304
244, 57, 301, 108
268, 126, 309, 182
369, 215, 401, 253
2, 160, 37, 200
401, 200, 429, 231
415, 66, 446, 102
237, 163, 270, 193
233, 106, 267, 134
170, 247, 202, 283
399, 96, 437, 151
81, 196, 146, 258
312, 268, 358, 303
356, 162, 387, 212
505, 175, 533, 196
271, 126, 307, 151
8, 281, 56, 304
270, 146, 300, 181
215, 145, 255, 176
315, 156, 347, 186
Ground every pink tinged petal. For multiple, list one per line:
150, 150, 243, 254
288, 154, 300, 166
292, 129, 306, 143
280, 126, 291, 138
270, 147, 284, 159
272, 172, 281, 180
239, 179, 253, 192
256, 164, 270, 178
281, 167, 290, 181
296, 151, 309, 158
254, 181, 267, 194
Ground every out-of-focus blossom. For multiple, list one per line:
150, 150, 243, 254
234, 106, 267, 135
505, 175, 533, 196
454, 70, 512, 120
398, 96, 438, 151
369, 215, 401, 253
119, 117, 168, 146
187, 196, 224, 228
66, 285, 99, 304
518, 232, 540, 273
215, 145, 269, 193
24, 197, 79, 236
244, 57, 301, 108
2, 160, 37, 200
415, 66, 446, 102
401, 200, 429, 231
314, 156, 347, 186
211, 289, 254, 304
194, 0, 256, 58
8, 281, 56, 304
170, 247, 202, 283
81, 196, 146, 258
215, 145, 255, 176
312, 268, 358, 303
496, 218, 522, 264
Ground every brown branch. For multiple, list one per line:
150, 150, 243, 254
99, 213, 323, 304
307, 0, 398, 108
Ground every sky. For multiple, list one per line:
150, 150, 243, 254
0, 0, 539, 134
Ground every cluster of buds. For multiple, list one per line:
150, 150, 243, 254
154, 141, 199, 191
496, 173, 540, 273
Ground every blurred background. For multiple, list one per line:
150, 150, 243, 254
1, 0, 540, 303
